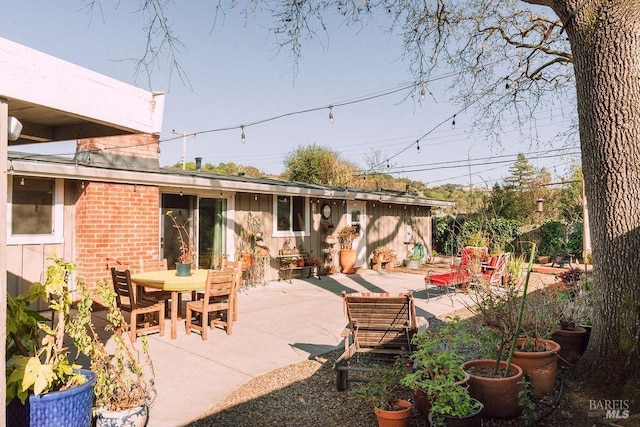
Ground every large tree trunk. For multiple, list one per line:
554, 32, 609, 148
562, 2, 640, 394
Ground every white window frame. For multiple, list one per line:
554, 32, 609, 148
7, 177, 64, 245
272, 194, 310, 238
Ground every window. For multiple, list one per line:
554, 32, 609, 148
273, 195, 309, 237
8, 176, 64, 244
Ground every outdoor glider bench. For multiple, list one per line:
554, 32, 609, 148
334, 291, 421, 391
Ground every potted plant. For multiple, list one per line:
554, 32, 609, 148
6, 254, 96, 426
351, 357, 413, 427
462, 246, 543, 418
166, 210, 194, 276
337, 225, 359, 274
400, 318, 477, 423
68, 281, 156, 426
549, 287, 592, 366
404, 252, 422, 269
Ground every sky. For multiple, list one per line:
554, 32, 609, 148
2, 2, 580, 188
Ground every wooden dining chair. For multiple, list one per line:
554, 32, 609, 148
139, 258, 181, 318
110, 267, 165, 342
185, 268, 235, 340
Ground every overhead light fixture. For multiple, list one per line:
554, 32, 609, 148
8, 116, 23, 141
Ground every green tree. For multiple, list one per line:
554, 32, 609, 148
283, 144, 358, 186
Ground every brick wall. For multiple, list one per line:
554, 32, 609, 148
74, 181, 160, 289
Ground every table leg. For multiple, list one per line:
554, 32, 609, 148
170, 291, 179, 339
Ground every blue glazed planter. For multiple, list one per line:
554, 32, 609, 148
7, 369, 96, 427
95, 405, 148, 427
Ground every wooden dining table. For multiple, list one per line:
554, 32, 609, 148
130, 269, 208, 339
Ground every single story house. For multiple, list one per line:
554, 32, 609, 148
7, 135, 454, 294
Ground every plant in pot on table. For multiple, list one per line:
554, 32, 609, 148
400, 318, 483, 426
6, 254, 96, 426
351, 357, 413, 427
166, 210, 194, 276
337, 225, 359, 274
68, 281, 156, 426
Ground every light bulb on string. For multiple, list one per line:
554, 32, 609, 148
386, 159, 390, 168
240, 126, 246, 144
451, 114, 456, 129
416, 141, 421, 152
8, 160, 14, 174
328, 106, 334, 124
420, 85, 426, 100
20, 177, 25, 186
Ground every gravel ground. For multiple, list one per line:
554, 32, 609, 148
188, 345, 615, 427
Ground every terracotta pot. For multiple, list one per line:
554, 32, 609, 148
462, 359, 523, 419
510, 338, 560, 397
373, 399, 412, 427
413, 372, 470, 421
339, 249, 357, 274
552, 327, 587, 366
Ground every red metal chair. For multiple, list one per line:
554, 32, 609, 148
424, 247, 486, 304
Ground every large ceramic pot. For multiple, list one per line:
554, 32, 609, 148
6, 369, 96, 427
552, 327, 587, 366
442, 398, 484, 427
373, 399, 413, 427
413, 372, 470, 421
462, 359, 523, 419
510, 338, 560, 397
339, 249, 357, 274
95, 405, 148, 427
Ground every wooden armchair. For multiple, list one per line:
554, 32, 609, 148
334, 291, 418, 391
110, 267, 165, 342
185, 261, 243, 340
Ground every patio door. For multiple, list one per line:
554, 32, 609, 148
348, 203, 367, 269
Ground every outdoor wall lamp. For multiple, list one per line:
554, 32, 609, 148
8, 116, 23, 141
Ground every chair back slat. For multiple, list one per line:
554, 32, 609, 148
111, 267, 136, 307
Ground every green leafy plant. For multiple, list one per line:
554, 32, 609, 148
68, 281, 156, 412
6, 255, 86, 403
518, 377, 537, 426
428, 385, 483, 427
351, 357, 411, 411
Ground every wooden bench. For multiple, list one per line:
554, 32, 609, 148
334, 291, 418, 391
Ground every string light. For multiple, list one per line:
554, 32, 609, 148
81, 181, 85, 190
240, 126, 246, 144
420, 85, 426, 100
8, 161, 14, 174
386, 159, 390, 168
179, 188, 183, 196
416, 141, 420, 153
451, 114, 456, 129
20, 177, 25, 186
328, 106, 334, 124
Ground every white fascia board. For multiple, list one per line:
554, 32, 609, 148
0, 37, 164, 134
